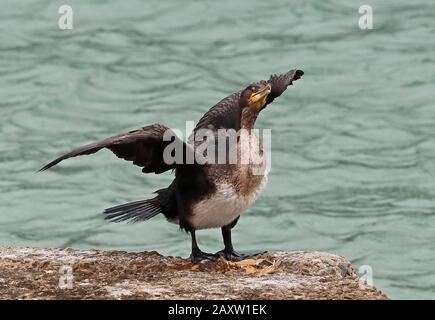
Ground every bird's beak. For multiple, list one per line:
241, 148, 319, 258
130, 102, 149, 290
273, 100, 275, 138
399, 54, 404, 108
249, 83, 271, 103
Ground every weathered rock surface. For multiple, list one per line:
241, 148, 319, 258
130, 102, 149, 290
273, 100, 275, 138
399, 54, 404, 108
0, 247, 388, 300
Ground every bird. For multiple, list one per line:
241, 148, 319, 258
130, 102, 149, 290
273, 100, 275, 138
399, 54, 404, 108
39, 68, 304, 263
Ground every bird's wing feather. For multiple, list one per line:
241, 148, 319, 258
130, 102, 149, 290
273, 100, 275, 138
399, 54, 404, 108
39, 123, 190, 174
263, 69, 304, 105
194, 91, 242, 132
194, 69, 303, 131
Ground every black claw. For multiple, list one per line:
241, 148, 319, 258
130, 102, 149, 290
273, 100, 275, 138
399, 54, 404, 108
190, 249, 219, 263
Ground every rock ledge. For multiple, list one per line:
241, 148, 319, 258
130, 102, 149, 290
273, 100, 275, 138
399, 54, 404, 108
0, 247, 388, 299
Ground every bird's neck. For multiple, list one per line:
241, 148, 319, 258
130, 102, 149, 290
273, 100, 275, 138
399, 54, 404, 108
240, 108, 259, 131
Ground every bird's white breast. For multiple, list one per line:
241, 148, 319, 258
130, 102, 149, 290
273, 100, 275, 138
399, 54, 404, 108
190, 176, 268, 230
188, 130, 268, 229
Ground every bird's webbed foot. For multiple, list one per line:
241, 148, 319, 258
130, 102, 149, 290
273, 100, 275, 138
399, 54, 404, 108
215, 248, 267, 261
216, 249, 255, 261
190, 248, 219, 264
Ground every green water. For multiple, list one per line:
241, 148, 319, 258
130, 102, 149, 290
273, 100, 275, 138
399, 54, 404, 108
1, 0, 435, 299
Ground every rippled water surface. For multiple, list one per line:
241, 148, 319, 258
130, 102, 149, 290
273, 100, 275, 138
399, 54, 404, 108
1, 0, 435, 299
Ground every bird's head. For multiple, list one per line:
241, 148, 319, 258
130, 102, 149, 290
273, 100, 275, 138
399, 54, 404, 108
240, 82, 272, 112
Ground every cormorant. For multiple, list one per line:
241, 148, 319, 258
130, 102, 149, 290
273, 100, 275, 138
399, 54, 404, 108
40, 68, 304, 263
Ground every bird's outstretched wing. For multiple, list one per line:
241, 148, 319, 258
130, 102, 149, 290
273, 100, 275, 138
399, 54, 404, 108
194, 68, 304, 131
262, 69, 304, 105
39, 124, 190, 174
194, 91, 243, 131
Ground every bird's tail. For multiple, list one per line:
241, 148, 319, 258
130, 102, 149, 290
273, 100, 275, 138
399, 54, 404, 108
104, 197, 161, 223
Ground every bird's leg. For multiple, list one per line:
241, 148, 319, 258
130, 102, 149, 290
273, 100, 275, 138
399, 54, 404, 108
189, 230, 218, 263
215, 227, 249, 261
216, 226, 267, 261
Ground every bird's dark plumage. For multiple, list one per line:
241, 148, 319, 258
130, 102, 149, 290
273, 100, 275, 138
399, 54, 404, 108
40, 68, 304, 263
39, 124, 190, 174
195, 69, 304, 131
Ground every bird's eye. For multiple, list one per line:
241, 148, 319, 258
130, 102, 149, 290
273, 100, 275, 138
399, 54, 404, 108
251, 87, 256, 92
